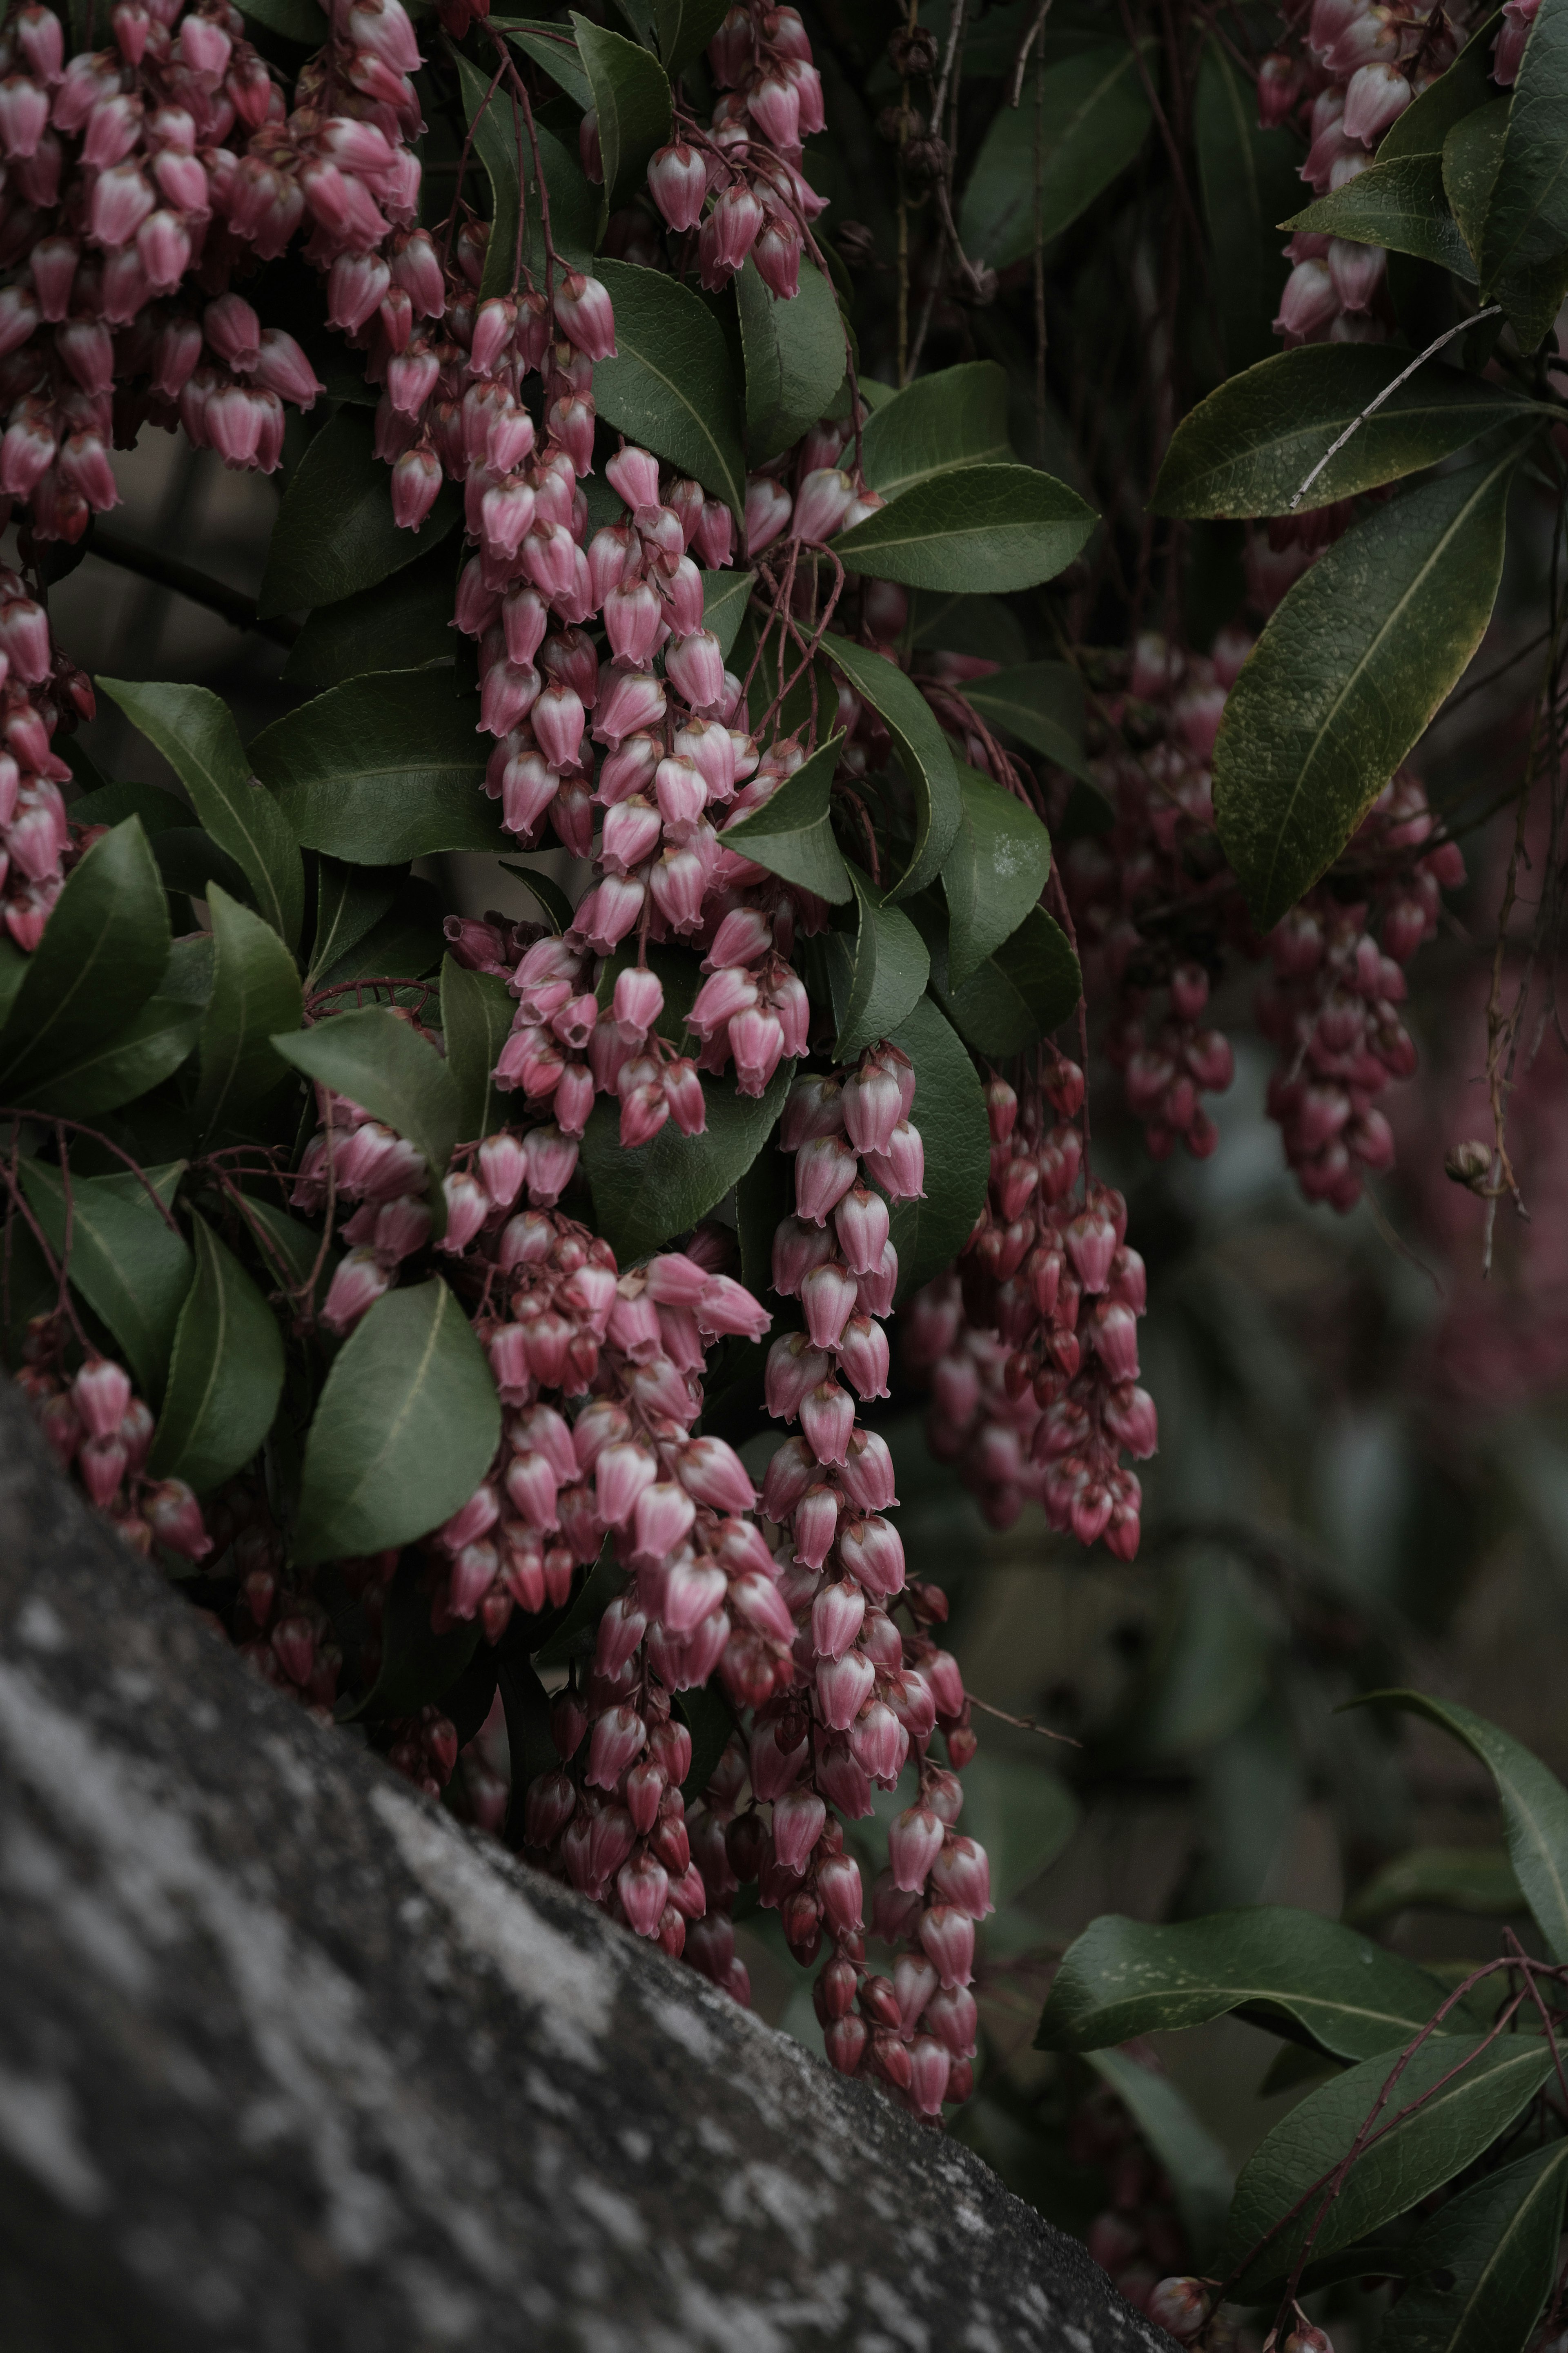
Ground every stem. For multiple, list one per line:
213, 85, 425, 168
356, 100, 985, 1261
1289, 307, 1505, 510
87, 526, 298, 649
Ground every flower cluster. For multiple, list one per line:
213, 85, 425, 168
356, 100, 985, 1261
0, 564, 80, 945
1071, 2072, 1194, 2320
14, 1339, 211, 1557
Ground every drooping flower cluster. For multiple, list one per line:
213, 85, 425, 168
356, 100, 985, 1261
14, 1338, 211, 1557
0, 564, 81, 945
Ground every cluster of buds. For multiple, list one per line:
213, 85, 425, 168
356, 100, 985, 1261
0, 566, 80, 947
908, 1067, 1152, 1555
1257, 0, 1468, 344
15, 1343, 211, 1558
1071, 2075, 1194, 2318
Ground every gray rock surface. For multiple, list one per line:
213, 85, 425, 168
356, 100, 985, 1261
0, 1381, 1172, 2353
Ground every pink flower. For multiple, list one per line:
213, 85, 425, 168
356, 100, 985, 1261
816, 1648, 875, 1731
919, 1903, 976, 1988
812, 1576, 864, 1660
553, 270, 617, 359
648, 139, 707, 230
837, 1512, 904, 1597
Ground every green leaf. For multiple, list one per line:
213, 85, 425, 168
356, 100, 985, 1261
1379, 2138, 1568, 2353
249, 669, 503, 863
1445, 102, 1510, 263
1286, 155, 1477, 280
835, 463, 1097, 595
735, 255, 846, 464
860, 361, 1012, 500
827, 635, 962, 899
452, 52, 595, 294
313, 876, 445, 990
19, 1160, 191, 1399
272, 1006, 461, 1221
1153, 344, 1538, 518
939, 905, 1081, 1056
228, 1191, 336, 1318
1478, 0, 1568, 348
294, 1280, 501, 1565
720, 731, 853, 903
829, 867, 930, 1059
153, 826, 251, 908
257, 409, 460, 620
453, 47, 523, 303
1213, 442, 1527, 931
235, 0, 324, 41
147, 1211, 285, 1493
1088, 2049, 1234, 2268
67, 778, 188, 837
1350, 1692, 1568, 1963
593, 260, 747, 513
1379, 12, 1504, 159
440, 955, 514, 1142
959, 44, 1154, 270
702, 566, 754, 661
16, 991, 203, 1119
1195, 38, 1311, 373
0, 819, 169, 1101
650, 0, 727, 76
281, 541, 458, 692
191, 884, 305, 1148
580, 1056, 794, 1261
1345, 1846, 1525, 1929
99, 678, 304, 950
499, 860, 576, 932
307, 859, 398, 990
1218, 2033, 1555, 2297
571, 12, 671, 227
354, 1554, 483, 1722
944, 767, 1052, 989
494, 16, 593, 109
962, 661, 1096, 784
882, 993, 990, 1296
1036, 1906, 1466, 2062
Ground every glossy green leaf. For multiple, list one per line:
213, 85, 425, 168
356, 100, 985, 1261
1287, 155, 1477, 279
939, 905, 1081, 1056
1380, 2138, 1568, 2353
651, 0, 727, 74
500, 860, 576, 932
1218, 2033, 1555, 2296
829, 868, 930, 1059
1213, 443, 1526, 930
959, 44, 1154, 270
593, 260, 747, 513
1195, 38, 1310, 373
250, 669, 503, 863
494, 16, 592, 109
1345, 1846, 1525, 1928
67, 778, 187, 837
827, 634, 961, 899
440, 955, 514, 1142
313, 876, 445, 990
17, 991, 203, 1119
192, 885, 305, 1147
453, 51, 594, 297
282, 535, 458, 694
944, 767, 1053, 988
580, 1056, 794, 1261
229, 1192, 336, 1318
962, 661, 1096, 784
19, 1160, 191, 1399
294, 1280, 501, 1565
272, 1006, 461, 1223
880, 993, 989, 1296
1089, 2049, 1234, 2267
835, 464, 1097, 595
147, 1211, 285, 1493
1478, 0, 1568, 348
571, 12, 671, 226
0, 819, 169, 1100
1445, 102, 1510, 263
307, 860, 397, 990
258, 409, 460, 620
702, 566, 755, 660
153, 826, 251, 908
235, 0, 323, 41
99, 678, 304, 950
721, 730, 853, 903
860, 362, 1012, 500
1037, 1906, 1466, 2061
736, 255, 846, 464
1154, 344, 1537, 518
1379, 13, 1504, 159
1351, 1692, 1568, 1962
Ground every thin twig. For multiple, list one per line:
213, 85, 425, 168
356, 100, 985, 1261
1288, 308, 1503, 510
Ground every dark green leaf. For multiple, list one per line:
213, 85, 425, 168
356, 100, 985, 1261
67, 779, 188, 837
494, 1656, 558, 1802
99, 678, 304, 950
882, 993, 990, 1296
735, 255, 845, 464
938, 905, 1082, 1056
307, 859, 397, 990
313, 877, 445, 989
1350, 1692, 1568, 1963
827, 634, 961, 899
282, 535, 458, 695
272, 1006, 461, 1222
1036, 1906, 1466, 2061
1195, 39, 1310, 373
532, 1547, 624, 1669
829, 867, 930, 1059
580, 1055, 794, 1260
192, 884, 305, 1148
250, 669, 503, 863
294, 1280, 501, 1565
860, 361, 1012, 499
1213, 442, 1527, 930
1445, 102, 1510, 263
17, 992, 203, 1119
1153, 344, 1538, 518
19, 1160, 191, 1399
153, 827, 251, 908
593, 260, 747, 513
147, 1211, 285, 1493
440, 955, 514, 1142
944, 766, 1053, 988
571, 12, 671, 227
494, 16, 593, 109
500, 860, 576, 932
354, 1554, 482, 1721
1088, 2048, 1234, 2267
835, 463, 1097, 595
703, 566, 755, 661
0, 819, 169, 1100
650, 0, 726, 76
1379, 13, 1504, 159
229, 1191, 336, 1318
257, 409, 460, 620
721, 730, 853, 902
959, 44, 1154, 269
1478, 0, 1568, 348
1380, 2138, 1568, 2353
454, 47, 522, 303
235, 0, 324, 41
963, 661, 1096, 784
1286, 155, 1477, 279
1345, 1846, 1525, 1928
162, 935, 215, 1004
1218, 2034, 1555, 2297
677, 1680, 739, 1802
913, 591, 1030, 665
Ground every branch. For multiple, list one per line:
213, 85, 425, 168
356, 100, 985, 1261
88, 525, 298, 649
